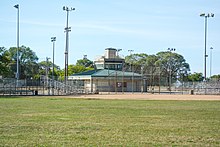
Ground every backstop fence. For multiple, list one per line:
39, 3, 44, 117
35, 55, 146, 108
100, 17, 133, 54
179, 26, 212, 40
1, 76, 220, 96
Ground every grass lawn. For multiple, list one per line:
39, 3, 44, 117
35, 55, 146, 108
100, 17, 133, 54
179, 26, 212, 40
0, 97, 220, 146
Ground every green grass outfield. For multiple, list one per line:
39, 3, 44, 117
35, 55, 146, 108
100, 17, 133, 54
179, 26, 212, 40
0, 97, 220, 146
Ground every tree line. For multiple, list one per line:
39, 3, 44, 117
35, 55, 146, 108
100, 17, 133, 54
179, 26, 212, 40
1, 46, 219, 82
0, 46, 93, 80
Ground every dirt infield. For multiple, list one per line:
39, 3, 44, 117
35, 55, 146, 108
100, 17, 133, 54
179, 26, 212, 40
69, 93, 220, 101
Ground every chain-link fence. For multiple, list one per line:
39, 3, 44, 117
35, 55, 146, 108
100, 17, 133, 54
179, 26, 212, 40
1, 75, 220, 96
0, 76, 85, 96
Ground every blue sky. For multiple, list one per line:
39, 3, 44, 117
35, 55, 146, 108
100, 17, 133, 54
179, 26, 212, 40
1, 0, 220, 76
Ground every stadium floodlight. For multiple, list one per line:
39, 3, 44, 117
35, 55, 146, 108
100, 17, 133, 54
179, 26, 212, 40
63, 6, 75, 87
14, 4, 19, 82
200, 13, 214, 81
200, 13, 205, 17
168, 48, 176, 52
51, 37, 56, 42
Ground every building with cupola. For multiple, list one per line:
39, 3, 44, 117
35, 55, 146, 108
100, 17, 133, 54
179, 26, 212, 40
69, 48, 146, 93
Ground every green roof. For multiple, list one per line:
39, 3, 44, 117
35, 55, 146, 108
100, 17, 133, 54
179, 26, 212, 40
70, 69, 141, 77
71, 70, 97, 76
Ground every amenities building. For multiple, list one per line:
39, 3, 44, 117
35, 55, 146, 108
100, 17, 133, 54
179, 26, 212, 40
69, 48, 146, 93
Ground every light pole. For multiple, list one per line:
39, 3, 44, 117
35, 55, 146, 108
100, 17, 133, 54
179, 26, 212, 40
141, 66, 144, 93
179, 67, 186, 95
210, 47, 213, 78
200, 13, 214, 81
167, 48, 176, 94
115, 48, 122, 93
128, 50, 134, 72
63, 6, 75, 85
128, 50, 134, 93
46, 57, 50, 95
51, 37, 56, 95
14, 4, 19, 81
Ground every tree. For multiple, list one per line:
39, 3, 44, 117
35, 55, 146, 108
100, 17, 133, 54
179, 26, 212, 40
0, 47, 11, 77
37, 60, 61, 79
68, 64, 94, 76
125, 53, 148, 72
8, 45, 39, 79
76, 58, 93, 68
125, 53, 148, 66
188, 72, 204, 82
156, 51, 190, 84
124, 51, 190, 86
143, 55, 159, 87
210, 74, 220, 81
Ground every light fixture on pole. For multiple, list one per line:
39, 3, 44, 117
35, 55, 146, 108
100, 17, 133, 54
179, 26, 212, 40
200, 13, 214, 81
128, 49, 134, 71
14, 4, 19, 81
63, 6, 75, 85
210, 47, 213, 78
116, 49, 122, 57
167, 48, 176, 94
51, 37, 56, 95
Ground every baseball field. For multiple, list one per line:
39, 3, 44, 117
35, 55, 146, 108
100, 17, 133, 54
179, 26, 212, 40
0, 94, 220, 146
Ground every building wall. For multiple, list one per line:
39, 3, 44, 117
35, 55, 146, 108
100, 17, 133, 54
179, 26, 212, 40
83, 77, 142, 93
